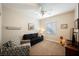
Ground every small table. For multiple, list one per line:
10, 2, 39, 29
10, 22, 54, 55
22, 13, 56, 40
57, 40, 79, 56
65, 40, 79, 56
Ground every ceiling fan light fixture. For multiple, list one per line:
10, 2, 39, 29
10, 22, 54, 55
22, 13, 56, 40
40, 6, 47, 16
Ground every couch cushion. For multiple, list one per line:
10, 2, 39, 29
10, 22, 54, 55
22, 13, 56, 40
23, 33, 38, 40
30, 33, 38, 38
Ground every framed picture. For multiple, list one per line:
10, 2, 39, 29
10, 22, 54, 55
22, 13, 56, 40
28, 23, 34, 30
61, 24, 68, 29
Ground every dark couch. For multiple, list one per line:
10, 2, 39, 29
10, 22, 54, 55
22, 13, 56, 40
22, 33, 43, 46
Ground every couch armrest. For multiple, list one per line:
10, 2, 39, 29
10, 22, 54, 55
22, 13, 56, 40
20, 40, 30, 44
40, 35, 44, 40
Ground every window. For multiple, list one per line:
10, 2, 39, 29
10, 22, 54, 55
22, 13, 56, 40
46, 22, 56, 35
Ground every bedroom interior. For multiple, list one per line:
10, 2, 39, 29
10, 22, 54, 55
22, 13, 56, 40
0, 3, 79, 56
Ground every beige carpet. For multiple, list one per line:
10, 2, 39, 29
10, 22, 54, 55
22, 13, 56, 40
30, 40, 65, 56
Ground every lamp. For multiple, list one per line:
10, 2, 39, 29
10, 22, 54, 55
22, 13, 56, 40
40, 28, 45, 34
59, 36, 66, 46
38, 28, 45, 36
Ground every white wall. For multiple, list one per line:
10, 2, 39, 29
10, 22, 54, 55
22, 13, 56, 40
74, 3, 78, 20
0, 4, 2, 46
40, 11, 75, 42
78, 3, 79, 18
2, 5, 39, 46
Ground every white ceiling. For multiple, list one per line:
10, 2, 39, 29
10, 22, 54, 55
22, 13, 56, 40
39, 3, 77, 18
2, 3, 77, 19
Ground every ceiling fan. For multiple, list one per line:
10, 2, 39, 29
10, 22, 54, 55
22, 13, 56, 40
39, 4, 47, 16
